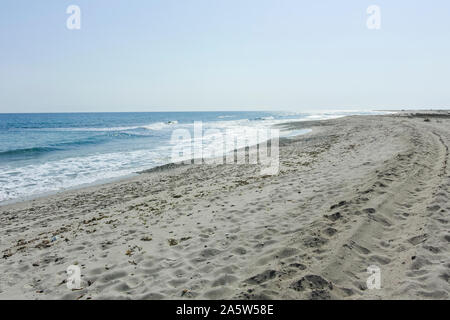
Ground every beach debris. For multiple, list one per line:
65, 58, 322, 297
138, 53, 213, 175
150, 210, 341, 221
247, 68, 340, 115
125, 245, 143, 256
58, 279, 67, 286
330, 201, 347, 210
71, 287, 84, 292
181, 289, 189, 297
2, 250, 13, 259
235, 180, 250, 186
35, 239, 51, 249
17, 239, 27, 246
51, 236, 57, 242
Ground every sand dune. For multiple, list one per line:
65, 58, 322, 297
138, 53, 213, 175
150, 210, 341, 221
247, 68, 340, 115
0, 111, 449, 299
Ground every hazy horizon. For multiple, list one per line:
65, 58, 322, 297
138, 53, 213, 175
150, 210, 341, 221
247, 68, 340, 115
1, 107, 450, 114
1, 0, 450, 113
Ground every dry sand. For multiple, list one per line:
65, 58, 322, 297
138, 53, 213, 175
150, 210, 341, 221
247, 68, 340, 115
0, 111, 449, 300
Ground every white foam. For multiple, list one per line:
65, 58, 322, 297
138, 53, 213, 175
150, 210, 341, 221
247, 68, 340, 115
24, 121, 180, 133
0, 148, 171, 202
141, 121, 178, 131
1, 111, 386, 202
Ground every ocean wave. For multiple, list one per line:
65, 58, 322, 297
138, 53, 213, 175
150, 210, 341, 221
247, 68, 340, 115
0, 148, 166, 202
22, 121, 180, 132
0, 115, 326, 202
0, 146, 61, 157
0, 130, 162, 160
0, 136, 109, 158
141, 121, 178, 130
252, 116, 275, 120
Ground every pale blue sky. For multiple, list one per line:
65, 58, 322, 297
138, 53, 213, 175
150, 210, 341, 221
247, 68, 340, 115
1, 0, 449, 112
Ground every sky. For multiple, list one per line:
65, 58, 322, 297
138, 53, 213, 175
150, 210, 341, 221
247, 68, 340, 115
0, 0, 449, 113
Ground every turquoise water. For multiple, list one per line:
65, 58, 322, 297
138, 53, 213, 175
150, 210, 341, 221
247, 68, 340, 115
0, 111, 380, 202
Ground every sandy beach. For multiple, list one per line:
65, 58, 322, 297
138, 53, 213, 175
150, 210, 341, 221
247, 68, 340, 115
1, 111, 449, 300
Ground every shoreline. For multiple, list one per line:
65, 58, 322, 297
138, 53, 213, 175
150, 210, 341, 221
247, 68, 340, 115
0, 173, 140, 207
0, 120, 313, 207
1, 111, 449, 299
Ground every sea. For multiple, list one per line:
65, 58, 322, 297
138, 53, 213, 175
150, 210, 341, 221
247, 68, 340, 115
0, 111, 383, 203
